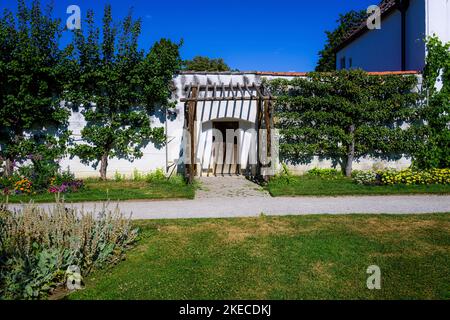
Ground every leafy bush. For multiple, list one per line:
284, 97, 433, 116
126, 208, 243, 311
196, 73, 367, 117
145, 168, 167, 183
48, 169, 84, 194
412, 37, 450, 169
0, 166, 84, 196
114, 171, 126, 182
18, 161, 59, 192
0, 174, 22, 194
270, 163, 295, 184
352, 170, 378, 185
0, 201, 138, 299
306, 168, 342, 179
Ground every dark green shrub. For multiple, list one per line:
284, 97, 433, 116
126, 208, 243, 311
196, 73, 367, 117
18, 161, 59, 192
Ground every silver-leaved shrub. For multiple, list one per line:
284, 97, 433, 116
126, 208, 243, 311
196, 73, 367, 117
0, 202, 138, 299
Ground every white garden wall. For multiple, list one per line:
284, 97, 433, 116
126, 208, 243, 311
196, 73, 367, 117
60, 72, 419, 178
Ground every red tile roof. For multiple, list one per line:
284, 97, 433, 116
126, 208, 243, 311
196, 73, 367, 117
179, 70, 420, 77
255, 71, 308, 77
256, 71, 419, 76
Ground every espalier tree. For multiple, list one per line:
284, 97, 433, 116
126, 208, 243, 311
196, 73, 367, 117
66, 5, 182, 180
268, 70, 419, 177
0, 0, 70, 177
412, 37, 450, 169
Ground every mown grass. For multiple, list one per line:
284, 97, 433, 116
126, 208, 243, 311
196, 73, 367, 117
0, 179, 196, 203
69, 214, 450, 300
267, 175, 450, 197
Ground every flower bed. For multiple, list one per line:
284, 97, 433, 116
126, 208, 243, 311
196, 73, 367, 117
352, 168, 450, 186
0, 167, 84, 197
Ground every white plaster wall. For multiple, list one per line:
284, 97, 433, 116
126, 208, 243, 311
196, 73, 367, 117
60, 72, 422, 178
59, 108, 167, 179
426, 0, 450, 42
286, 156, 412, 175
336, 10, 402, 72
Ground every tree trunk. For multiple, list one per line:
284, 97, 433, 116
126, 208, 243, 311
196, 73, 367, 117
99, 153, 109, 181
345, 124, 355, 177
4, 158, 14, 177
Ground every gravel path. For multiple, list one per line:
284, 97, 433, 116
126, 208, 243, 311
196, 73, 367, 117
9, 195, 450, 220
7, 177, 450, 219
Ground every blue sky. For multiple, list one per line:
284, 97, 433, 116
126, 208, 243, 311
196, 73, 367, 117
1, 0, 376, 71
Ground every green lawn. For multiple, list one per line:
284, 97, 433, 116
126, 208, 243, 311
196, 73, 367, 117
1, 179, 196, 203
69, 214, 450, 300
267, 175, 450, 197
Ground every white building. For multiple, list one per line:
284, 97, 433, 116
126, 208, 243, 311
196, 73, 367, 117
336, 0, 450, 72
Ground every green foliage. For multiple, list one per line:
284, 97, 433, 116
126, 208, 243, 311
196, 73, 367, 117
132, 168, 144, 182
145, 168, 167, 183
0, 163, 82, 195
412, 37, 450, 169
142, 38, 183, 107
352, 170, 378, 185
114, 170, 126, 182
66, 6, 182, 180
268, 70, 419, 176
0, 202, 138, 299
352, 168, 450, 186
0, 0, 71, 176
272, 163, 295, 184
18, 160, 59, 191
379, 168, 450, 185
316, 10, 366, 71
113, 168, 184, 185
306, 168, 342, 179
183, 56, 231, 72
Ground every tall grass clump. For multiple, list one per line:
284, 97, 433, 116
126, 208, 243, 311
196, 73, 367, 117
0, 201, 138, 299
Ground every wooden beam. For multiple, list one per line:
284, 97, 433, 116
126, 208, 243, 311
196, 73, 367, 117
244, 83, 253, 98
221, 83, 226, 98
180, 96, 271, 102
184, 84, 259, 91
212, 83, 217, 99
188, 86, 198, 183
236, 83, 244, 98
229, 82, 236, 100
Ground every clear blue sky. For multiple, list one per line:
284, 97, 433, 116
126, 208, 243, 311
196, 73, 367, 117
1, 0, 376, 71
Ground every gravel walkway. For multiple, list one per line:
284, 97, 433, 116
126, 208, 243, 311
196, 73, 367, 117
7, 177, 450, 219
21, 194, 447, 220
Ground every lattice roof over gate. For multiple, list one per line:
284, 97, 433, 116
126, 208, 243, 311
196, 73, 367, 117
180, 83, 273, 103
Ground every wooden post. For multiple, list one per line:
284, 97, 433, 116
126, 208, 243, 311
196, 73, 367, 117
188, 87, 198, 183
264, 99, 271, 159
255, 98, 263, 177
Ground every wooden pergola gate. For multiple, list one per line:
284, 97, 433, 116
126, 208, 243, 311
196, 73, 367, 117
180, 82, 274, 183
